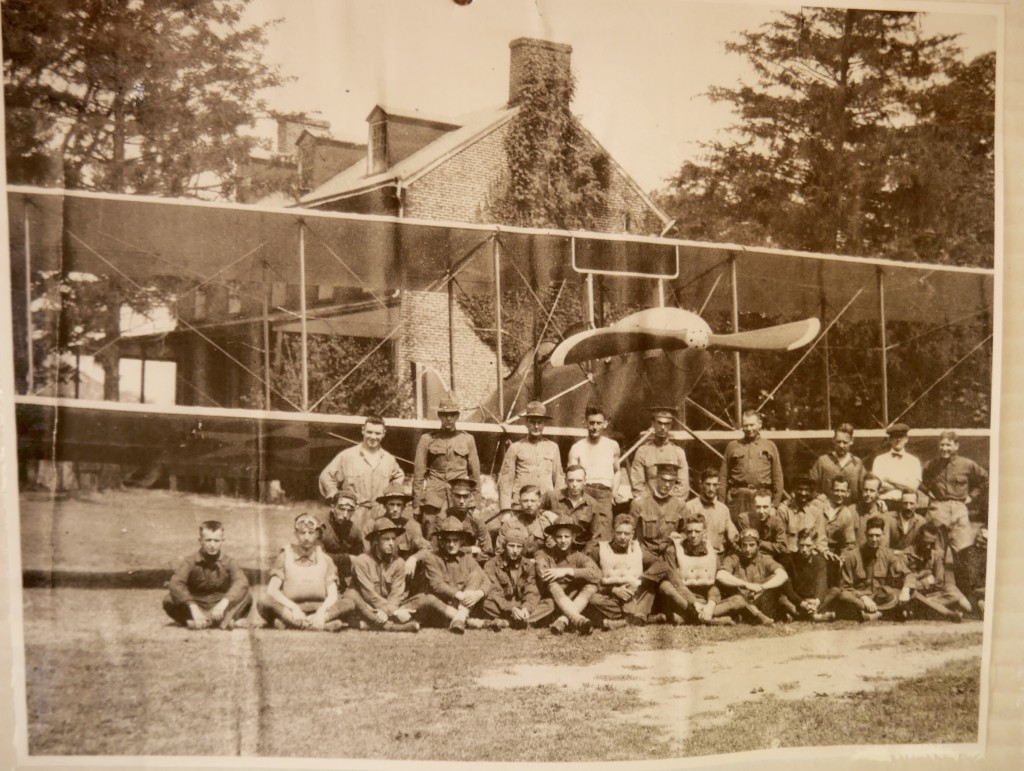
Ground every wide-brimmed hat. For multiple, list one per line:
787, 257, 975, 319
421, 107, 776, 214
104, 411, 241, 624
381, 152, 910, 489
544, 514, 584, 537
376, 482, 413, 505
520, 400, 551, 420
435, 516, 476, 542
366, 516, 405, 540
437, 395, 462, 414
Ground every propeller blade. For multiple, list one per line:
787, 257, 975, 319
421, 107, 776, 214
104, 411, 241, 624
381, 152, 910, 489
548, 328, 692, 367
708, 318, 821, 352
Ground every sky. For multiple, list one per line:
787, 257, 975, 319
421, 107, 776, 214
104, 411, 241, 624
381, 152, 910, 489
244, 0, 999, 193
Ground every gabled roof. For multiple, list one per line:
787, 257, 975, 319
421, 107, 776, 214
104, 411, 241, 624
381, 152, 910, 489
295, 128, 365, 150
298, 104, 517, 207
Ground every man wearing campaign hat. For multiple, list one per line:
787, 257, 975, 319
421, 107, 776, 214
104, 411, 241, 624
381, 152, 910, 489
630, 406, 689, 502
445, 476, 493, 559
421, 516, 493, 632
413, 395, 481, 538
716, 528, 790, 624
629, 463, 688, 560
483, 519, 545, 629
497, 400, 565, 511
533, 514, 601, 634
871, 423, 922, 505
719, 410, 784, 521
375, 483, 432, 590
350, 516, 423, 632
318, 487, 365, 576
256, 512, 354, 631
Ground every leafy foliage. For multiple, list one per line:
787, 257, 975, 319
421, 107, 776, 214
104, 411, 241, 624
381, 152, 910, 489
656, 9, 994, 267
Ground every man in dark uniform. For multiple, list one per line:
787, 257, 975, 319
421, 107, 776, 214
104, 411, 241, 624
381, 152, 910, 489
629, 463, 688, 560
720, 409, 784, 520
318, 488, 365, 576
836, 515, 914, 621
413, 395, 480, 539
630, 406, 688, 502
445, 476, 493, 560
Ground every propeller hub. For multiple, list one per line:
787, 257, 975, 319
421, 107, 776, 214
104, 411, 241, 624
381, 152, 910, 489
685, 327, 710, 350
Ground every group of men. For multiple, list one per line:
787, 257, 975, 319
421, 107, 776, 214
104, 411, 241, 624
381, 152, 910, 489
163, 398, 989, 633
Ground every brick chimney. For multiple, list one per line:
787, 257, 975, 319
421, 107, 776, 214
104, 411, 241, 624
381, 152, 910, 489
508, 38, 573, 105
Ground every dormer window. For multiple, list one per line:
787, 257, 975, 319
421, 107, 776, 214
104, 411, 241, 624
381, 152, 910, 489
369, 120, 388, 174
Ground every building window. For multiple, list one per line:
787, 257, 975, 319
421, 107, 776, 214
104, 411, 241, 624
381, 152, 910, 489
271, 282, 286, 308
317, 284, 334, 302
194, 290, 206, 320
370, 121, 387, 174
228, 285, 242, 315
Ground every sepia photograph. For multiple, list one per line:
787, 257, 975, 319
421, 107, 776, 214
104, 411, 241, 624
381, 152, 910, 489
0, 0, 1014, 767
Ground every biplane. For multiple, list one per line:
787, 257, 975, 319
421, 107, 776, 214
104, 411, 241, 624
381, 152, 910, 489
5, 186, 996, 499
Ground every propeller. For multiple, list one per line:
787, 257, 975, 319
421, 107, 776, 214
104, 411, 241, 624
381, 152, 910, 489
548, 307, 820, 367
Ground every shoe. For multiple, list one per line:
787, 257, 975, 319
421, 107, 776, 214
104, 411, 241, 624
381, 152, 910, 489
465, 618, 487, 630
703, 616, 735, 626
491, 619, 510, 631
550, 617, 569, 635
185, 620, 197, 630
749, 608, 775, 626
811, 612, 835, 623
509, 616, 528, 630
950, 611, 963, 624
602, 618, 628, 631
273, 619, 288, 630
324, 620, 346, 633
626, 614, 647, 627
860, 611, 882, 622
647, 613, 668, 625
384, 621, 420, 633
358, 620, 371, 631
573, 616, 593, 636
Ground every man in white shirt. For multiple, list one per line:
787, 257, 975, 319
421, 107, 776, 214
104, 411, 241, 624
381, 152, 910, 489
568, 405, 622, 516
870, 423, 922, 506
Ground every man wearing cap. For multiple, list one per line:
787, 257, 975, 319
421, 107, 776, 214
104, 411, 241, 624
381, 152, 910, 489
350, 516, 423, 632
630, 406, 689, 502
568, 405, 622, 515
871, 423, 922, 505
630, 463, 688, 560
716, 528, 790, 624
421, 516, 493, 632
375, 483, 432, 589
445, 477, 493, 559
533, 515, 601, 634
483, 519, 545, 629
836, 515, 914, 621
903, 522, 971, 622
684, 468, 739, 555
719, 410, 784, 520
318, 415, 405, 536
662, 514, 742, 625
922, 431, 987, 553
318, 488, 365, 575
809, 423, 866, 500
413, 396, 481, 538
542, 466, 609, 547
498, 400, 565, 511
585, 513, 668, 629
256, 512, 353, 631
494, 485, 554, 558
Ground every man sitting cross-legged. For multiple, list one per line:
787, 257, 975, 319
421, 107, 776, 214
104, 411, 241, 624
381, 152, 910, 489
904, 522, 971, 622
661, 514, 743, 626
836, 515, 914, 622
584, 513, 670, 630
375, 483, 432, 593
421, 516, 493, 633
533, 514, 601, 635
482, 520, 547, 630
256, 512, 357, 631
716, 528, 789, 625
350, 517, 424, 633
778, 528, 839, 622
164, 520, 252, 630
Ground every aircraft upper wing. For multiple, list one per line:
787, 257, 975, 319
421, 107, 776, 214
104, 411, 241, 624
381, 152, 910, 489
708, 318, 821, 352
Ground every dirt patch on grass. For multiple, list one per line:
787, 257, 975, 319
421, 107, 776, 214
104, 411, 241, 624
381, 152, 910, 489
477, 621, 982, 744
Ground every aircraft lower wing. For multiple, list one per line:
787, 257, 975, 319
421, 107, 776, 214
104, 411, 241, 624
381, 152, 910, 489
708, 318, 821, 352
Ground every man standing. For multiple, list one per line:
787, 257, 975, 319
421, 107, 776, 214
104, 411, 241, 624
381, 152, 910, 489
542, 465, 609, 546
533, 515, 601, 634
319, 415, 404, 535
871, 423, 922, 506
683, 468, 739, 555
720, 409, 784, 519
630, 463, 688, 560
483, 520, 544, 629
412, 395, 480, 538
809, 423, 866, 500
836, 516, 914, 621
498, 401, 564, 510
351, 517, 423, 632
568, 405, 622, 515
922, 431, 987, 553
163, 520, 252, 630
630, 406, 688, 501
